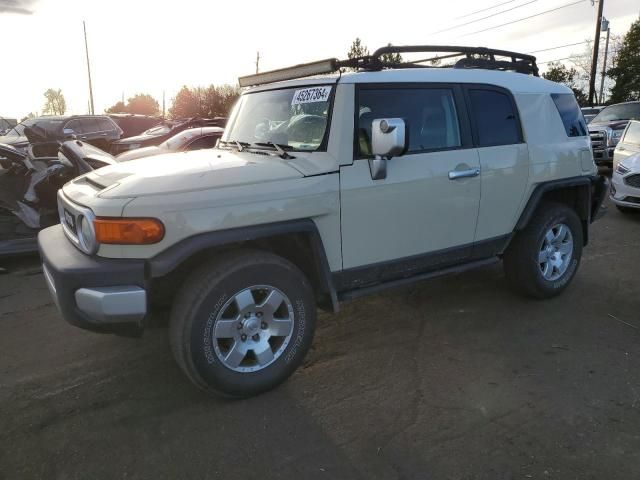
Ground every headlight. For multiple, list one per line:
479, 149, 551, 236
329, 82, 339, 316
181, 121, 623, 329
77, 214, 98, 254
610, 129, 624, 145
616, 163, 630, 175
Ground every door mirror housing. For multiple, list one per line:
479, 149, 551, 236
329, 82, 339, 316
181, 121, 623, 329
371, 118, 407, 158
368, 118, 407, 180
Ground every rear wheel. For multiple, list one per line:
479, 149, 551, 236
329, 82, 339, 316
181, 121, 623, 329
504, 202, 583, 299
169, 249, 316, 397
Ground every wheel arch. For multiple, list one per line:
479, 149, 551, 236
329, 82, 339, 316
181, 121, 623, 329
515, 177, 594, 246
147, 219, 339, 313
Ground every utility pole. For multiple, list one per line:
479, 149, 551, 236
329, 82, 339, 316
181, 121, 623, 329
255, 51, 260, 74
162, 90, 166, 118
588, 0, 604, 106
599, 17, 611, 104
83, 21, 95, 115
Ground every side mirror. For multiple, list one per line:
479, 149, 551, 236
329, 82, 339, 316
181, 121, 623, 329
369, 118, 407, 180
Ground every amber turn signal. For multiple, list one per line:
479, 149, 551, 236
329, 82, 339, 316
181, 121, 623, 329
94, 218, 165, 245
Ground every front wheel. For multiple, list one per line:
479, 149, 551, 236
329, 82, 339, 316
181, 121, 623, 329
169, 250, 316, 397
504, 202, 583, 299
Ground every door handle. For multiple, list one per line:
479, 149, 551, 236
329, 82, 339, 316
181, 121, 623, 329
448, 168, 480, 180
618, 147, 626, 151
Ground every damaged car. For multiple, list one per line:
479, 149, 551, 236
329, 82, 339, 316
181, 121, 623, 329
0, 140, 117, 256
110, 117, 226, 155
116, 126, 224, 161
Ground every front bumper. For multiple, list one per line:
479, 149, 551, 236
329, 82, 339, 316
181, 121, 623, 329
610, 172, 640, 209
38, 225, 148, 336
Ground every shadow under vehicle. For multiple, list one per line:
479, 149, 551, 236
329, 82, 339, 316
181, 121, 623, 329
0, 140, 117, 257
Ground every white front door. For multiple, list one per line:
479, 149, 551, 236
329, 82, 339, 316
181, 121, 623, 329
340, 85, 481, 270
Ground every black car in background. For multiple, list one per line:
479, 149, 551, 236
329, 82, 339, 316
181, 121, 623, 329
108, 113, 162, 138
110, 116, 226, 155
0, 140, 117, 257
0, 115, 123, 152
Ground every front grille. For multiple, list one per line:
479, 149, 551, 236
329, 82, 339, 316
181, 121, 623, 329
624, 174, 640, 188
622, 196, 640, 205
589, 130, 606, 149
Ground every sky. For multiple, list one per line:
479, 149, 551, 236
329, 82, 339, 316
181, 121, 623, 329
0, 0, 638, 119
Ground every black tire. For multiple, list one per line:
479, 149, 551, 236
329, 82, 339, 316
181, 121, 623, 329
504, 202, 583, 299
616, 205, 638, 214
169, 249, 316, 398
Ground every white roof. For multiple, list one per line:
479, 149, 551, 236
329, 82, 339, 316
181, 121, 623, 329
249, 67, 570, 95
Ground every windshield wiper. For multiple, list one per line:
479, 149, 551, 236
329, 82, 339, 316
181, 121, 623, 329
253, 142, 295, 160
219, 140, 250, 152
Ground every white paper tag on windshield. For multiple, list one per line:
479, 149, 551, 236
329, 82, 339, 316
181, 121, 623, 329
291, 86, 332, 105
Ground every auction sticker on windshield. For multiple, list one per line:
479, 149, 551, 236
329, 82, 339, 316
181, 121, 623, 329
291, 86, 332, 105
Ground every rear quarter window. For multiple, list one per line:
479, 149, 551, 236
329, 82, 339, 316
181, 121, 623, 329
468, 89, 522, 147
551, 93, 587, 137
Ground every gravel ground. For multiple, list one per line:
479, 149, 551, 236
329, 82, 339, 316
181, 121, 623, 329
1, 198, 639, 480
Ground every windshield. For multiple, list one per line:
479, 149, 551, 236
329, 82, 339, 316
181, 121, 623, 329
592, 103, 640, 123
3, 119, 34, 137
222, 85, 333, 151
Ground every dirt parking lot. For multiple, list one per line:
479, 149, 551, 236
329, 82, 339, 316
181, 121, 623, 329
1, 197, 639, 480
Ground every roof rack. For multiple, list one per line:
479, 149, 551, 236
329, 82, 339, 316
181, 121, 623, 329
238, 45, 539, 87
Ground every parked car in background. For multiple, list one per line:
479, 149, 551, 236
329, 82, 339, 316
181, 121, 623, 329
108, 114, 162, 138
110, 117, 226, 155
0, 140, 118, 256
581, 106, 605, 124
0, 118, 35, 150
589, 101, 640, 167
116, 126, 224, 161
0, 115, 123, 152
610, 120, 640, 214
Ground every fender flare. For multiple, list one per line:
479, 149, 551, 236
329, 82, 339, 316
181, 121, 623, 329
148, 219, 339, 312
514, 175, 607, 245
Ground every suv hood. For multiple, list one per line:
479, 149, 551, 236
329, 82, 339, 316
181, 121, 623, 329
81, 148, 305, 198
589, 119, 629, 130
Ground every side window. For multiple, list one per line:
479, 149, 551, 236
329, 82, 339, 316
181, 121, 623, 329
622, 122, 640, 145
65, 119, 84, 134
468, 89, 521, 146
551, 93, 588, 137
82, 118, 101, 134
98, 118, 115, 132
357, 88, 461, 157
185, 135, 219, 151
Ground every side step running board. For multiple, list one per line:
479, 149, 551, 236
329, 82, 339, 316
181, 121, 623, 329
337, 257, 500, 302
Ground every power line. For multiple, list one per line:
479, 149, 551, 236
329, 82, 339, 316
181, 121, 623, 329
460, 0, 587, 37
538, 56, 576, 65
528, 41, 588, 54
455, 0, 523, 20
432, 0, 539, 35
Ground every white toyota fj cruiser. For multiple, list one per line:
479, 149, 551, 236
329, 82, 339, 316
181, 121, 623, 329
39, 46, 607, 397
